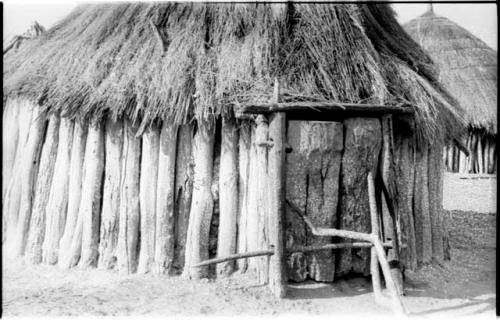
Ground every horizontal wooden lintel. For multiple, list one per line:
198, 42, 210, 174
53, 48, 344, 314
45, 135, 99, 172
235, 101, 414, 121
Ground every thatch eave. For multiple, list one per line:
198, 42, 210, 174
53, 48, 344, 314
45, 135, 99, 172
4, 3, 466, 141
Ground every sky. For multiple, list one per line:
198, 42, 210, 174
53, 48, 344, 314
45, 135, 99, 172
3, 1, 498, 50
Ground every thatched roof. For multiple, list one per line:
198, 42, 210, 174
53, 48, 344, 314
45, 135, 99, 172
4, 3, 465, 141
404, 6, 497, 134
3, 21, 46, 55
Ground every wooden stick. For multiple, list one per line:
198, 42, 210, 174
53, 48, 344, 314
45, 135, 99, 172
289, 242, 392, 253
368, 172, 382, 301
193, 242, 394, 268
286, 199, 373, 242
193, 249, 274, 267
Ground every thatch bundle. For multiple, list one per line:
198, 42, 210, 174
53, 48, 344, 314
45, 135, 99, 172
404, 6, 497, 174
3, 3, 465, 285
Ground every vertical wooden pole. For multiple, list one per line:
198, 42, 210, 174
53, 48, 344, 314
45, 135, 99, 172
79, 122, 105, 268
267, 78, 286, 298
217, 116, 239, 276
25, 114, 60, 264
477, 136, 484, 174
117, 119, 142, 274
155, 122, 178, 275
488, 136, 496, 174
137, 125, 160, 274
10, 105, 47, 258
368, 172, 382, 301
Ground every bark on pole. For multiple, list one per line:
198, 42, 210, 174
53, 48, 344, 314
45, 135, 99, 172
236, 123, 251, 273
183, 120, 215, 279
285, 120, 308, 282
117, 119, 142, 274
10, 105, 47, 258
25, 115, 60, 264
154, 122, 178, 275
216, 116, 239, 276
137, 125, 160, 274
98, 119, 123, 269
58, 121, 88, 269
336, 118, 382, 276
174, 125, 194, 272
428, 143, 445, 262
392, 117, 417, 270
79, 122, 105, 268
3, 100, 34, 246
268, 110, 287, 298
413, 142, 432, 265
42, 118, 74, 264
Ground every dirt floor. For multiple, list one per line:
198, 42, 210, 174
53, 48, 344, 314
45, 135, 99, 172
2, 210, 495, 318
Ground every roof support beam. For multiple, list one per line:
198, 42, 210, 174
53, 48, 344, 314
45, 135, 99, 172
235, 101, 414, 121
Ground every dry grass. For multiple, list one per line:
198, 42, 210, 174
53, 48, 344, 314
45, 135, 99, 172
4, 3, 465, 142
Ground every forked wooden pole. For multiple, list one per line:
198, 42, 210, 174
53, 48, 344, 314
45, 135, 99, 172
287, 182, 406, 315
368, 172, 405, 315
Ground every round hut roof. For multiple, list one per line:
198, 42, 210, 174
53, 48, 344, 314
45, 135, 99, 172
4, 3, 466, 141
404, 6, 497, 134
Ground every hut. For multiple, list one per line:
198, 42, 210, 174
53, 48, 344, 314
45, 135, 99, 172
404, 5, 497, 174
3, 3, 465, 297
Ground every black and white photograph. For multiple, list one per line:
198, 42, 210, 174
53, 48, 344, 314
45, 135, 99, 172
2, 0, 497, 318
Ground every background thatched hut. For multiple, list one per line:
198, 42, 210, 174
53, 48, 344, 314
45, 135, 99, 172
404, 5, 497, 174
3, 3, 465, 285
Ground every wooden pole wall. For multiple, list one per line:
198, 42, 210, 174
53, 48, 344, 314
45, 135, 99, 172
2, 98, 455, 285
42, 118, 74, 264
10, 104, 47, 258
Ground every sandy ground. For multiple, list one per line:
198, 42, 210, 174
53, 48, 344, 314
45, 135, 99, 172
2, 210, 495, 318
443, 172, 496, 213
